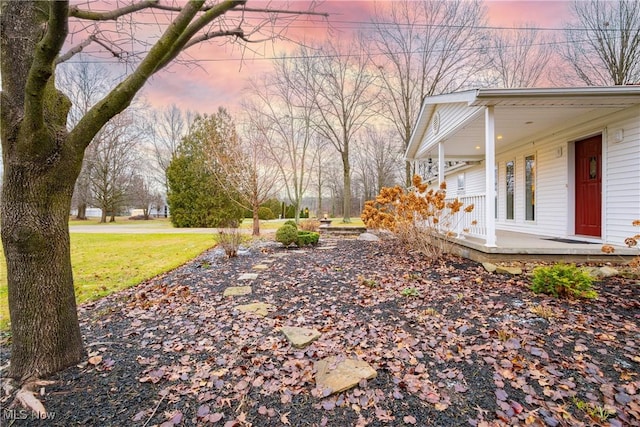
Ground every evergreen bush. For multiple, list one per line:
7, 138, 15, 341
284, 220, 298, 229
296, 231, 319, 246
530, 264, 597, 299
276, 224, 298, 247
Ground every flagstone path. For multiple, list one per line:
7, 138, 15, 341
226, 239, 378, 395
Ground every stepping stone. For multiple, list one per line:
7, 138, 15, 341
317, 246, 337, 251
598, 266, 619, 277
280, 326, 321, 348
314, 357, 377, 395
235, 302, 274, 317
495, 266, 522, 275
238, 273, 258, 280
482, 262, 497, 273
358, 232, 379, 242
252, 264, 269, 271
261, 259, 276, 264
271, 253, 290, 258
223, 286, 252, 297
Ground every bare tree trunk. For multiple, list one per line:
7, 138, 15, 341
252, 212, 260, 236
342, 152, 351, 223
76, 203, 87, 220
2, 145, 84, 380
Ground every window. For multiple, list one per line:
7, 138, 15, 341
506, 160, 514, 220
457, 173, 465, 195
525, 155, 536, 221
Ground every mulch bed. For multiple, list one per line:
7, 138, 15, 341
1, 237, 639, 426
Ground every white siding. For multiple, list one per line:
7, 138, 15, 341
604, 107, 640, 246
446, 105, 640, 245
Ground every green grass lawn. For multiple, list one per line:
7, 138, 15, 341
0, 233, 217, 330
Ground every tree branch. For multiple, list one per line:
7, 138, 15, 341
69, 1, 206, 150
25, 1, 69, 130
69, 0, 159, 21
183, 28, 246, 50
55, 35, 94, 65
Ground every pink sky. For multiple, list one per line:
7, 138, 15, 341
137, 1, 573, 114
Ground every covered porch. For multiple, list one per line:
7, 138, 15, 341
405, 86, 640, 258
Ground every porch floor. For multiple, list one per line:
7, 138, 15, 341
448, 230, 638, 264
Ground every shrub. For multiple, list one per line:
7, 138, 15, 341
218, 228, 242, 258
284, 219, 298, 229
296, 231, 319, 246
361, 175, 474, 260
299, 219, 320, 232
258, 206, 276, 220
530, 263, 597, 299
276, 224, 298, 247
401, 287, 420, 297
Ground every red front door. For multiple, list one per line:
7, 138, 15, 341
575, 135, 602, 237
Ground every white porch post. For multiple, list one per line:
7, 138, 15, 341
438, 141, 445, 186
485, 106, 497, 247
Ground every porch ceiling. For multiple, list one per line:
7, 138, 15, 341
429, 105, 627, 160
408, 86, 640, 161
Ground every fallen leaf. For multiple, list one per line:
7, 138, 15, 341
88, 355, 103, 365
281, 411, 291, 425
403, 415, 417, 424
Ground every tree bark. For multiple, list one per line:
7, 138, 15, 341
1, 143, 85, 380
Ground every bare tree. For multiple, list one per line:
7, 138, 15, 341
370, 0, 487, 186
148, 104, 194, 192
57, 62, 110, 219
1, 0, 324, 389
128, 174, 159, 220
246, 48, 320, 223
488, 24, 554, 88
309, 37, 380, 223
89, 112, 142, 223
209, 115, 281, 236
557, 0, 640, 85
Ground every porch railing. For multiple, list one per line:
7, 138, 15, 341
445, 193, 486, 239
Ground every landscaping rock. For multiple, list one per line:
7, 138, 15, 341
280, 326, 321, 349
223, 286, 252, 297
315, 357, 377, 395
599, 266, 619, 277
235, 302, 274, 317
238, 273, 259, 280
482, 262, 497, 273
358, 233, 380, 242
582, 266, 619, 278
495, 266, 522, 275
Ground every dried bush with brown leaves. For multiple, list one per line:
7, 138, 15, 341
361, 175, 474, 260
299, 219, 320, 232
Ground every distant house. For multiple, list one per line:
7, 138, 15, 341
405, 86, 640, 254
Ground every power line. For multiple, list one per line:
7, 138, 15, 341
63, 35, 620, 65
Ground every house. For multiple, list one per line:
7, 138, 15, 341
405, 86, 640, 261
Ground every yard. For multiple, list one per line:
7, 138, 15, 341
1, 236, 638, 426
0, 233, 216, 330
